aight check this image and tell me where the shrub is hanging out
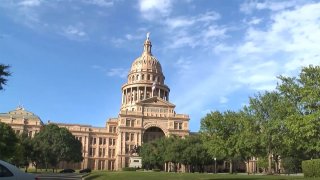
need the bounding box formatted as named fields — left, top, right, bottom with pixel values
left=302, top=159, right=320, bottom=177
left=282, top=157, right=301, bottom=174
left=122, top=167, right=138, bottom=171
left=152, top=168, right=161, bottom=172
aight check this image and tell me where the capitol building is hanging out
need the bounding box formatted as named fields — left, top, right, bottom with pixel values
left=0, top=34, right=190, bottom=171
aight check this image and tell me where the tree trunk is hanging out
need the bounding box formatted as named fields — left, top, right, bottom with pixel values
left=268, top=153, right=272, bottom=174
left=229, top=160, right=233, bottom=174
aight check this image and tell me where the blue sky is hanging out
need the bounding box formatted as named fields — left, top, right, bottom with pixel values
left=1, top=0, right=320, bottom=132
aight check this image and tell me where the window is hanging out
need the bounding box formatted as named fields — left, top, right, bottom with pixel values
left=174, top=122, right=183, bottom=130
left=0, top=164, right=13, bottom=177
left=99, top=137, right=102, bottom=145
left=99, top=148, right=102, bottom=157
left=126, top=133, right=129, bottom=141
left=126, top=120, right=130, bottom=126
left=130, top=133, right=134, bottom=142
left=109, top=126, right=116, bottom=133
left=109, top=138, right=115, bottom=146
left=108, top=149, right=115, bottom=158
left=126, top=119, right=135, bottom=127
left=103, top=138, right=106, bottom=145
left=89, top=148, right=96, bottom=157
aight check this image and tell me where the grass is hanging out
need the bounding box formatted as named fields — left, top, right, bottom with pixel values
left=84, top=171, right=312, bottom=180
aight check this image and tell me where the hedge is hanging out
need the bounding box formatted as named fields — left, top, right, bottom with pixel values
left=122, top=167, right=138, bottom=171
left=302, top=159, right=320, bottom=177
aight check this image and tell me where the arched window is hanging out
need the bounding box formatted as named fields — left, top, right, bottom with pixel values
left=142, top=74, right=145, bottom=80
left=147, top=74, right=150, bottom=81
left=136, top=75, right=139, bottom=80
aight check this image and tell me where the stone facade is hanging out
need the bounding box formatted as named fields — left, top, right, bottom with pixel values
left=0, top=35, right=190, bottom=171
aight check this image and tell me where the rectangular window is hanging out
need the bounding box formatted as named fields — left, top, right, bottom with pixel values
left=103, top=138, right=106, bottom=145
left=126, top=133, right=129, bottom=141
left=108, top=149, right=111, bottom=158
left=93, top=138, right=96, bottom=144
left=126, top=120, right=130, bottom=126
left=109, top=138, right=115, bottom=146
left=130, top=133, right=134, bottom=142
left=99, top=148, right=102, bottom=157
left=99, top=137, right=102, bottom=145
left=130, top=120, right=135, bottom=127
left=174, top=122, right=183, bottom=130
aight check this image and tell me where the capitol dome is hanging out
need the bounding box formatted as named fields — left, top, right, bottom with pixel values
left=129, top=34, right=162, bottom=74
left=121, top=33, right=170, bottom=110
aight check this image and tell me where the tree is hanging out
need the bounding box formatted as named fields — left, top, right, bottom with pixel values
left=33, top=124, right=83, bottom=172
left=10, top=132, right=34, bottom=172
left=277, top=65, right=320, bottom=159
left=247, top=91, right=293, bottom=174
left=0, top=122, right=18, bottom=160
left=200, top=110, right=246, bottom=173
left=0, top=64, right=10, bottom=90
left=181, top=135, right=211, bottom=173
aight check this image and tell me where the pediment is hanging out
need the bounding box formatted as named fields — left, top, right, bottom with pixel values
left=136, top=97, right=175, bottom=107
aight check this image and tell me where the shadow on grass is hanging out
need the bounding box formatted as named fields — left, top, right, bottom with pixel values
left=84, top=174, right=102, bottom=180
left=206, top=178, right=294, bottom=180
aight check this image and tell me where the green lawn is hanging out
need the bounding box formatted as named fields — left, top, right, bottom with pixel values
left=84, top=171, right=311, bottom=180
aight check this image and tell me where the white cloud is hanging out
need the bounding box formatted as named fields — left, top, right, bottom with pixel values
left=245, top=17, right=262, bottom=25
left=219, top=97, right=228, bottom=104
left=92, top=65, right=128, bottom=79
left=174, top=58, right=192, bottom=73
left=163, top=11, right=224, bottom=49
left=138, top=0, right=172, bottom=20
left=62, top=25, right=87, bottom=40
left=82, top=0, right=114, bottom=7
left=106, top=68, right=128, bottom=78
left=172, top=1, right=320, bottom=121
left=240, top=0, right=297, bottom=14
left=18, top=0, right=41, bottom=7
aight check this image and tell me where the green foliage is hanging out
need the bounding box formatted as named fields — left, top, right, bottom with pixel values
left=282, top=157, right=301, bottom=174
left=302, top=159, right=320, bottom=177
left=278, top=65, right=320, bottom=158
left=140, top=135, right=211, bottom=172
left=122, top=167, right=138, bottom=171
left=152, top=169, right=161, bottom=172
left=32, top=124, right=83, bottom=170
left=0, top=64, right=11, bottom=90
left=200, top=110, right=260, bottom=173
left=0, top=122, right=18, bottom=160
left=257, top=156, right=268, bottom=171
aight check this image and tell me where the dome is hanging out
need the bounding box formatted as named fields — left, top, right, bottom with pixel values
left=130, top=54, right=162, bottom=73
left=129, top=34, right=162, bottom=74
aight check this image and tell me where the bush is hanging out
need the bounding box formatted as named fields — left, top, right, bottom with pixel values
left=153, top=169, right=161, bottom=172
left=122, top=167, right=138, bottom=171
left=282, top=157, right=301, bottom=174
left=302, top=159, right=320, bottom=177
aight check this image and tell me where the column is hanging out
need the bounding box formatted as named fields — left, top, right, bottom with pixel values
left=130, top=87, right=133, bottom=103
left=158, top=88, right=160, bottom=97
left=144, top=86, right=146, bottom=100
left=125, top=89, right=128, bottom=104
left=122, top=91, right=124, bottom=104
left=138, top=87, right=141, bottom=100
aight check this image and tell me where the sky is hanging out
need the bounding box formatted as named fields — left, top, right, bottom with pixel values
left=1, top=0, right=320, bottom=132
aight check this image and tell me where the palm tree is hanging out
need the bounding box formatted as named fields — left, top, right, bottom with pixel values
left=0, top=64, right=11, bottom=90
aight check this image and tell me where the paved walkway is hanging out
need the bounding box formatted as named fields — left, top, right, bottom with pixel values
left=36, top=173, right=90, bottom=180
